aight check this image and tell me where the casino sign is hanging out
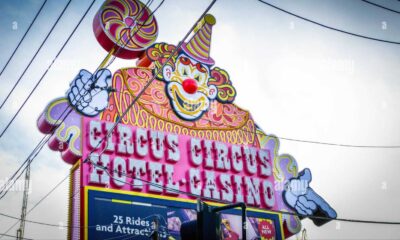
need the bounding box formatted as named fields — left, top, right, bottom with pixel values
left=37, top=0, right=337, bottom=239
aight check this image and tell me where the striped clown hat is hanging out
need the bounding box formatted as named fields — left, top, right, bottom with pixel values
left=181, top=14, right=216, bottom=66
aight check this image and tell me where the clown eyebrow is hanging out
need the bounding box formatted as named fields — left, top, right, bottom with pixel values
left=180, top=57, right=207, bottom=73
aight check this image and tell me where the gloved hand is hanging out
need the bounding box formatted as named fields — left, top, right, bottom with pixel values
left=67, top=69, right=113, bottom=117
left=284, top=168, right=337, bottom=225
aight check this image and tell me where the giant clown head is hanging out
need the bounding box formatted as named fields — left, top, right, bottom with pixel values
left=145, top=14, right=237, bottom=121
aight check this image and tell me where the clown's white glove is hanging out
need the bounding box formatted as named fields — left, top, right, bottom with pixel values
left=67, top=69, right=112, bottom=117
left=284, top=168, right=337, bottom=219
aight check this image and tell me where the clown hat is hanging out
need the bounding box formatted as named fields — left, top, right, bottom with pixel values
left=181, top=14, right=216, bottom=65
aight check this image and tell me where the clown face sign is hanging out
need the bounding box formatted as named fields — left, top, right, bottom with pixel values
left=148, top=15, right=236, bottom=121
left=37, top=5, right=337, bottom=239
left=162, top=53, right=218, bottom=120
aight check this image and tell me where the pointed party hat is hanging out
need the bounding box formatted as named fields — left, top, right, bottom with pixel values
left=181, top=14, right=216, bottom=65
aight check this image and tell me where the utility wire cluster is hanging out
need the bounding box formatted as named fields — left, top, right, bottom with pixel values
left=0, top=0, right=165, bottom=237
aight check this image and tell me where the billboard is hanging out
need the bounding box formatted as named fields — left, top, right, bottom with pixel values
left=37, top=1, right=337, bottom=239
left=85, top=186, right=284, bottom=240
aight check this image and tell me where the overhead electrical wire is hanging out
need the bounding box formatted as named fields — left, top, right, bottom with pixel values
left=361, top=0, right=400, bottom=14
left=84, top=0, right=219, bottom=159
left=0, top=173, right=149, bottom=237
left=2, top=158, right=400, bottom=234
left=0, top=0, right=99, bottom=200
left=0, top=0, right=158, bottom=199
left=0, top=0, right=160, bottom=139
left=0, top=135, right=49, bottom=197
left=256, top=0, right=400, bottom=45
left=0, top=0, right=160, bottom=202
left=0, top=130, right=57, bottom=200
left=111, top=89, right=400, bottom=149
left=0, top=0, right=216, bottom=236
left=3, top=0, right=400, bottom=237
left=0, top=0, right=93, bottom=138
left=0, top=0, right=48, bottom=77
left=169, top=108, right=400, bottom=148
left=73, top=0, right=400, bottom=227
left=0, top=233, right=32, bottom=240
left=61, top=0, right=400, bottom=228
left=0, top=0, right=72, bottom=109
left=0, top=0, right=166, bottom=237
left=95, top=162, right=400, bottom=225
left=168, top=113, right=400, bottom=149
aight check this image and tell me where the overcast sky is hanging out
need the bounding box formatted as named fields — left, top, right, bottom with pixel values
left=0, top=0, right=400, bottom=239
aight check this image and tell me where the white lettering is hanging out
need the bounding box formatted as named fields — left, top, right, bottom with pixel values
left=117, top=124, right=133, bottom=154
left=164, top=164, right=179, bottom=195
left=89, top=121, right=102, bottom=149
left=244, top=177, right=261, bottom=206
left=219, top=174, right=233, bottom=202
left=189, top=168, right=201, bottom=196
left=203, top=170, right=220, bottom=200
left=89, top=154, right=110, bottom=186
left=190, top=138, right=202, bottom=166
left=128, top=159, right=146, bottom=190
left=148, top=162, right=163, bottom=193
left=149, top=131, right=164, bottom=160
left=166, top=134, right=180, bottom=162
left=112, top=157, right=126, bottom=187
left=135, top=128, right=148, bottom=158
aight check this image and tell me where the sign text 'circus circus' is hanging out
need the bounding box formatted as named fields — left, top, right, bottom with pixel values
left=83, top=119, right=276, bottom=209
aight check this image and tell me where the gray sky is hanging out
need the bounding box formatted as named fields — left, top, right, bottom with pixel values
left=0, top=0, right=400, bottom=239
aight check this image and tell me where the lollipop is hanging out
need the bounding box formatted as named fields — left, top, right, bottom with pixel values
left=93, top=0, right=158, bottom=59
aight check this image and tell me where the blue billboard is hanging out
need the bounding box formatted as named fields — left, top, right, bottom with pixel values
left=85, top=186, right=285, bottom=240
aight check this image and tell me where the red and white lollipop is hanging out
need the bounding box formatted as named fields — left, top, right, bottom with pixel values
left=93, top=0, right=158, bottom=59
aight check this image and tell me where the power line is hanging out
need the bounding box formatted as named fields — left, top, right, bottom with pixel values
left=0, top=174, right=83, bottom=239
left=0, top=0, right=72, bottom=109
left=0, top=212, right=63, bottom=228
left=0, top=0, right=160, bottom=201
left=0, top=1, right=216, bottom=236
left=361, top=0, right=400, bottom=14
left=93, top=161, right=400, bottom=225
left=256, top=0, right=400, bottom=44
left=2, top=0, right=400, bottom=238
left=0, top=0, right=95, bottom=138
left=0, top=233, right=32, bottom=240
left=0, top=173, right=149, bottom=234
left=0, top=0, right=161, bottom=139
left=0, top=135, right=49, bottom=198
left=0, top=106, right=74, bottom=201
left=85, top=0, right=218, bottom=160
left=111, top=89, right=400, bottom=149
left=0, top=0, right=165, bottom=237
left=1, top=158, right=399, bottom=238
left=71, top=0, right=400, bottom=227
left=0, top=0, right=48, bottom=77
left=163, top=106, right=400, bottom=148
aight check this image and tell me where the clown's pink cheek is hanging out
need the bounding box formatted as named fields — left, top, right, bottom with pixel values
left=182, top=79, right=198, bottom=94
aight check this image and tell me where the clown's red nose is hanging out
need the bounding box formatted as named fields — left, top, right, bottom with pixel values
left=182, top=79, right=198, bottom=94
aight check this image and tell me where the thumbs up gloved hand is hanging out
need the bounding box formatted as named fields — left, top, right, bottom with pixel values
left=283, top=168, right=337, bottom=226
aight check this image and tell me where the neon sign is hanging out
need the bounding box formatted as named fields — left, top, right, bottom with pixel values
left=36, top=1, right=336, bottom=238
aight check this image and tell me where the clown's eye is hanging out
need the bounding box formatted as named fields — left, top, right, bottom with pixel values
left=182, top=69, right=188, bottom=76
left=194, top=75, right=200, bottom=81
left=196, top=63, right=207, bottom=73
left=180, top=57, right=191, bottom=65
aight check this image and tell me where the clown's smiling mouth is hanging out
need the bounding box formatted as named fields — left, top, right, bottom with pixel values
left=175, top=91, right=202, bottom=112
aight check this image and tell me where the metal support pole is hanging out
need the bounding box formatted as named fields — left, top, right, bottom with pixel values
left=212, top=202, right=247, bottom=240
